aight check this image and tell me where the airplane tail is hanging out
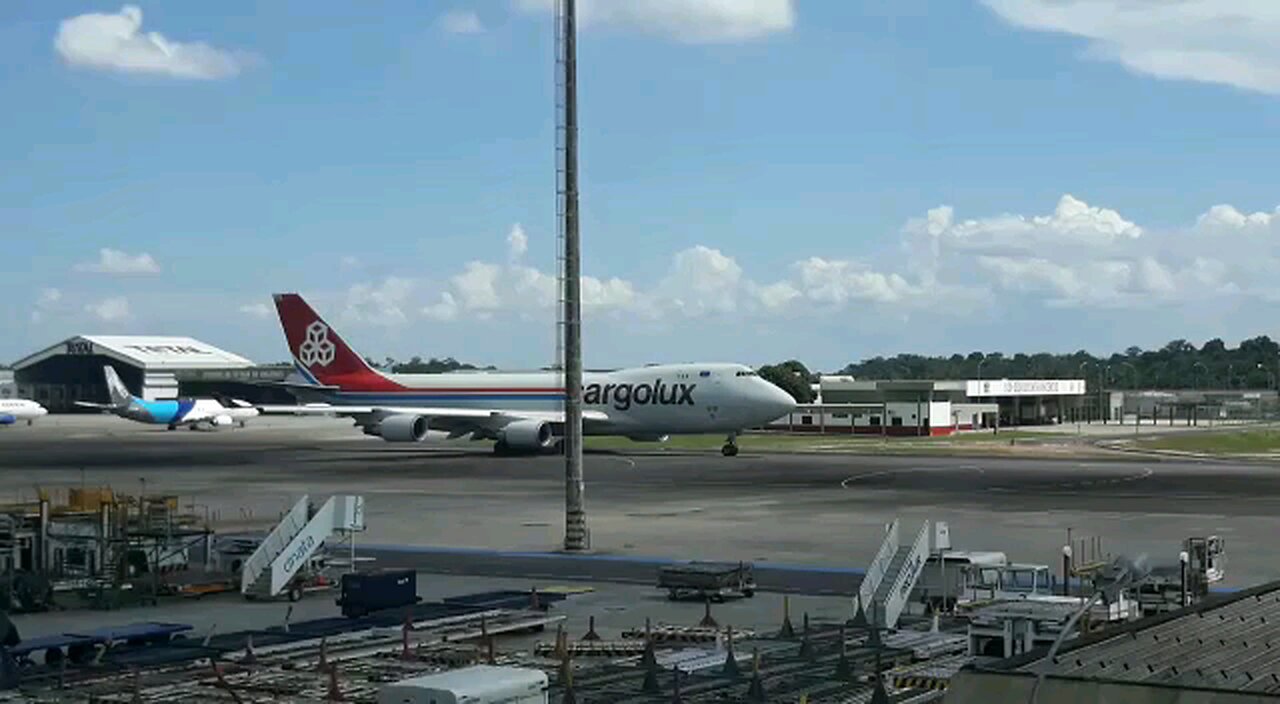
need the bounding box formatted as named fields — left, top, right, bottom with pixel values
left=272, top=293, right=398, bottom=390
left=103, top=366, right=132, bottom=408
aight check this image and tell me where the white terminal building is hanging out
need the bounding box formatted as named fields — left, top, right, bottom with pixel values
left=9, top=335, right=293, bottom=411
left=767, top=377, right=1090, bottom=436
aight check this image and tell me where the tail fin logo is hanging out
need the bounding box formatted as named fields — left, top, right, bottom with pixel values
left=299, top=321, right=336, bottom=367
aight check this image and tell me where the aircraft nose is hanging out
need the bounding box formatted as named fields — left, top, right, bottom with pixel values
left=763, top=381, right=796, bottom=419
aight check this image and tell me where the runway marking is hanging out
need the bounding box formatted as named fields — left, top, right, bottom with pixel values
left=986, top=467, right=1155, bottom=493
left=602, top=456, right=637, bottom=470
left=840, top=465, right=984, bottom=489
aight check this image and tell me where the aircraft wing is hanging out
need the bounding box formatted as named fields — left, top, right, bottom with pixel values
left=256, top=404, right=610, bottom=434
left=74, top=401, right=116, bottom=410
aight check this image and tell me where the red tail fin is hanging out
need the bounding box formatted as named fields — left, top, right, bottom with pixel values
left=272, top=293, right=401, bottom=391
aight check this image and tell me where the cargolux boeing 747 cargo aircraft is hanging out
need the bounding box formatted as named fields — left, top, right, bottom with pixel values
left=265, top=293, right=796, bottom=456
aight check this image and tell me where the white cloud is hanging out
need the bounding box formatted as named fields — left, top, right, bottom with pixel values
left=660, top=246, right=743, bottom=315
left=238, top=302, right=272, bottom=319
left=422, top=292, right=459, bottom=322
left=981, top=1, right=1280, bottom=95
left=977, top=255, right=1132, bottom=307
left=507, top=223, right=529, bottom=261
left=793, top=257, right=920, bottom=306
left=439, top=10, right=484, bottom=34
left=1196, top=204, right=1280, bottom=231
left=452, top=262, right=505, bottom=311
left=582, top=276, right=637, bottom=311
left=342, top=277, right=415, bottom=327
left=365, top=227, right=932, bottom=326
left=85, top=297, right=130, bottom=322
left=30, top=288, right=63, bottom=323
left=514, top=0, right=795, bottom=43
left=938, top=195, right=1280, bottom=308
left=298, top=197, right=1280, bottom=334
left=753, top=281, right=800, bottom=311
left=74, top=248, right=161, bottom=275
left=908, top=194, right=1141, bottom=260
left=55, top=5, right=254, bottom=80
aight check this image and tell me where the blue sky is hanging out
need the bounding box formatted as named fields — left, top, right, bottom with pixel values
left=4, top=1, right=1280, bottom=370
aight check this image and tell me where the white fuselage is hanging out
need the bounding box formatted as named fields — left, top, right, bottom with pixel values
left=0, top=399, right=48, bottom=425
left=314, top=362, right=795, bottom=436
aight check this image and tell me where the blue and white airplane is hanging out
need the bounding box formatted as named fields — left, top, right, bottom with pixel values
left=0, top=399, right=48, bottom=426
left=77, top=366, right=260, bottom=430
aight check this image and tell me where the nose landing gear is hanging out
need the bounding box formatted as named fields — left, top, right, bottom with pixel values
left=721, top=433, right=739, bottom=457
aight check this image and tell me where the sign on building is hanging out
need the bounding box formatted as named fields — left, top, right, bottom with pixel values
left=966, top=379, right=1087, bottom=397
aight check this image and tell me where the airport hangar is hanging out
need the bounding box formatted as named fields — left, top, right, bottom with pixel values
left=8, top=335, right=295, bottom=412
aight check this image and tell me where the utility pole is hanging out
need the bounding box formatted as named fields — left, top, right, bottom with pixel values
left=556, top=0, right=588, bottom=551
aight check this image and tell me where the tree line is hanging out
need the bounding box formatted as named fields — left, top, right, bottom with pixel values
left=758, top=336, right=1280, bottom=403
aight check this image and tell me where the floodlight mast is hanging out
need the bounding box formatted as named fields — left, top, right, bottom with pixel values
left=555, top=0, right=588, bottom=552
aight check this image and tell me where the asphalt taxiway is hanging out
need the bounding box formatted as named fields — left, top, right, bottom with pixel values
left=2, top=416, right=1277, bottom=587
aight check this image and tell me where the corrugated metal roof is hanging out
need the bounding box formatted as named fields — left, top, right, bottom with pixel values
left=1009, top=580, right=1280, bottom=694
left=12, top=335, right=254, bottom=371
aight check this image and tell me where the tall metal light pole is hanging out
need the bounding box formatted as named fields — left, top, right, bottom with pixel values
left=556, top=0, right=588, bottom=551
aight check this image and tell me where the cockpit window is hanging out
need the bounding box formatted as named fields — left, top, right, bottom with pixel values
left=735, top=370, right=758, bottom=377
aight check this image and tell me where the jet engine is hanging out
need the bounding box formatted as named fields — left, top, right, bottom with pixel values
left=497, top=419, right=553, bottom=451
left=210, top=415, right=234, bottom=427
left=376, top=415, right=430, bottom=442
left=0, top=415, right=14, bottom=426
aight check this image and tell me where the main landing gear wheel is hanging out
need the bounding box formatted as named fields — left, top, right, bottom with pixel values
left=721, top=435, right=739, bottom=457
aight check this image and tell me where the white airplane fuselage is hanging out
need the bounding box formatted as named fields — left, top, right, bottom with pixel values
left=0, top=399, right=48, bottom=426
left=300, top=362, right=795, bottom=438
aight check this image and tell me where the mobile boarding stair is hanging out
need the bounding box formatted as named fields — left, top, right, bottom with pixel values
left=854, top=519, right=931, bottom=632
left=239, top=495, right=365, bottom=601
